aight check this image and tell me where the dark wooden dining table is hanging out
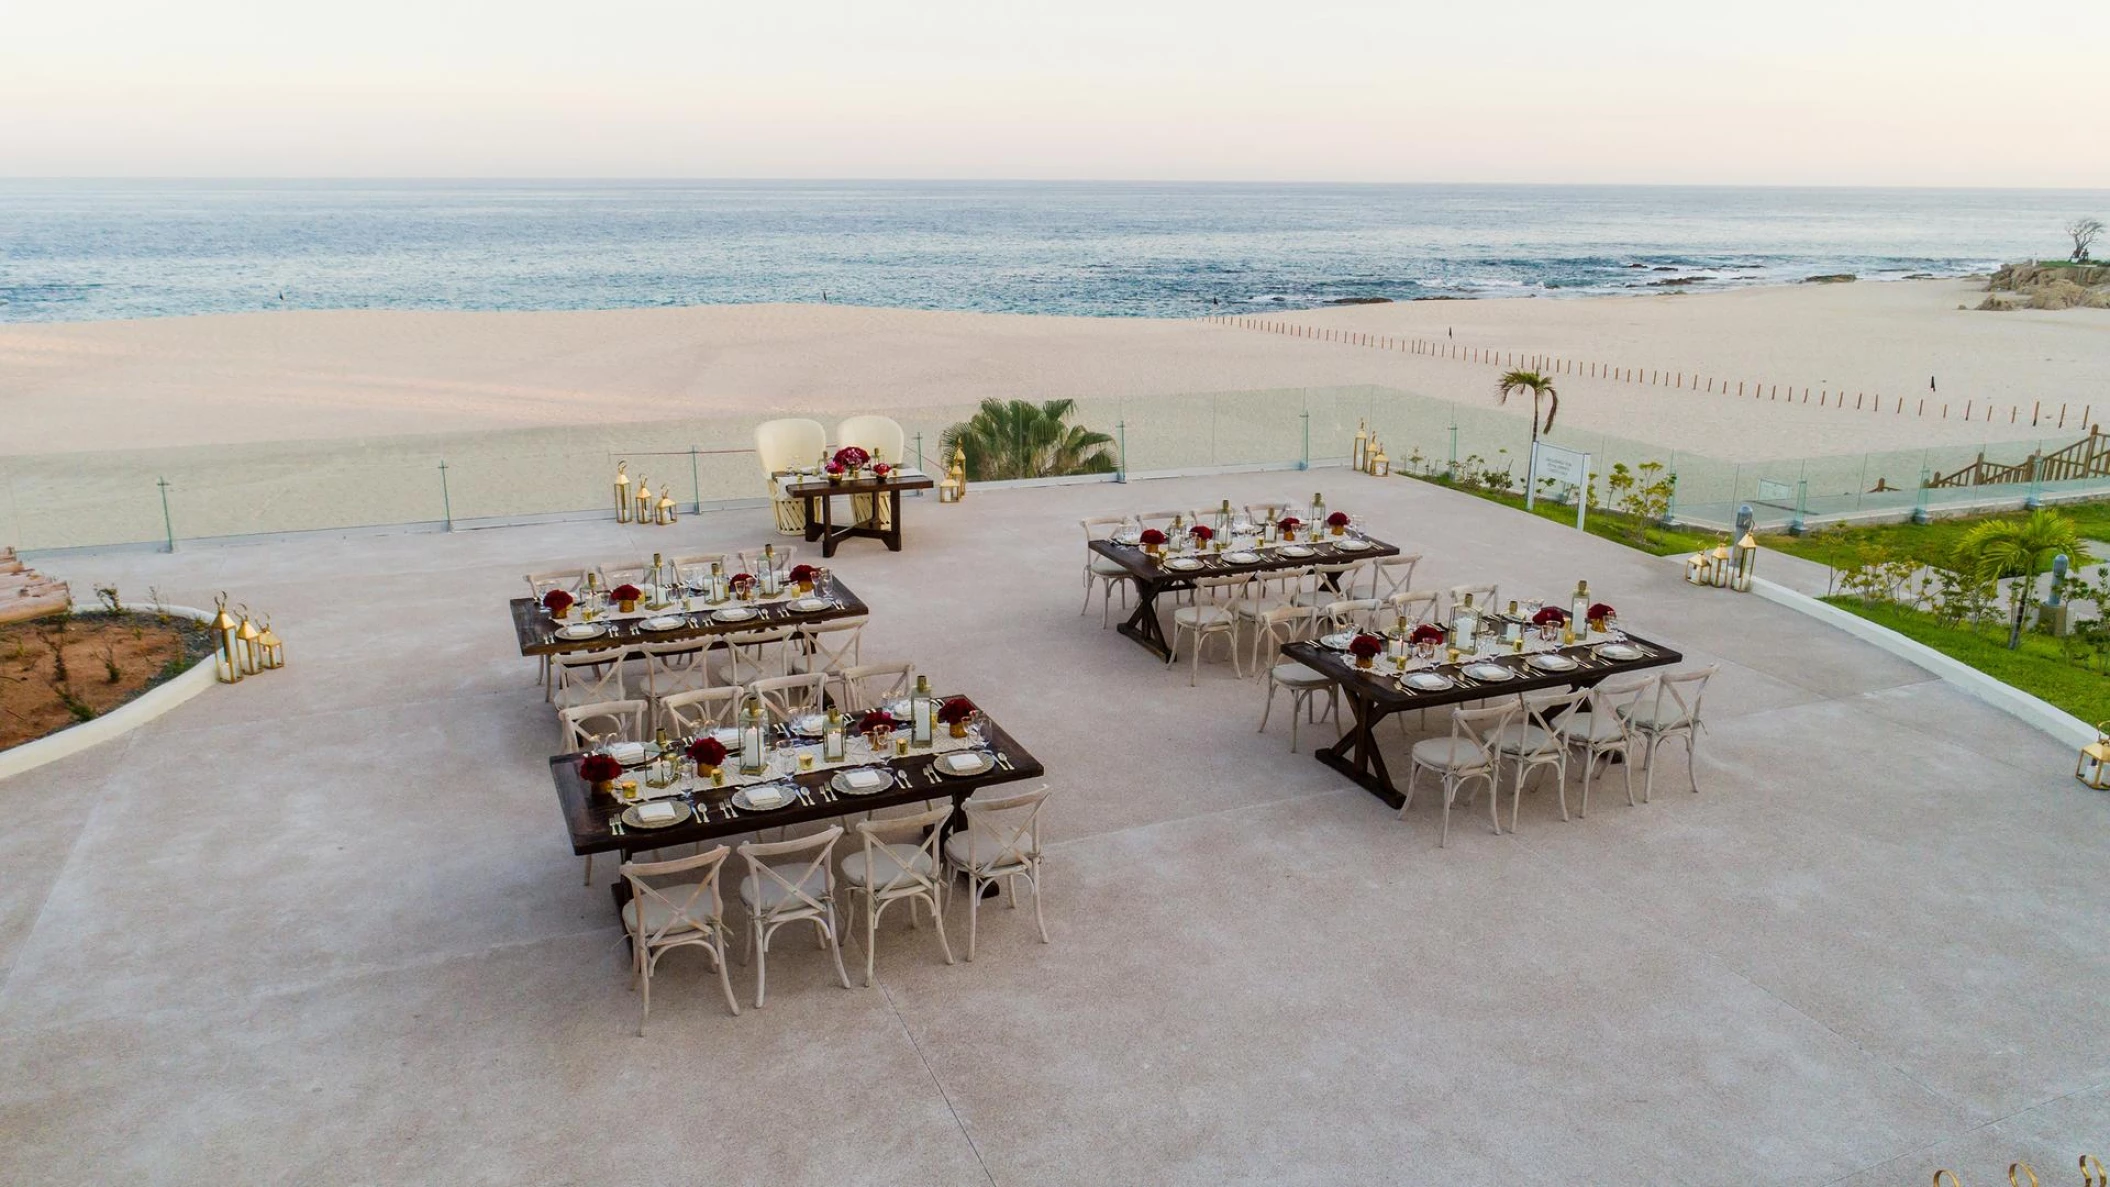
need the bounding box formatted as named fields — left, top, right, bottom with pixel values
left=778, top=470, right=937, bottom=557
left=510, top=580, right=870, bottom=659
left=551, top=700, right=1046, bottom=863
left=1088, top=534, right=1404, bottom=661
left=1287, top=630, right=1683, bottom=807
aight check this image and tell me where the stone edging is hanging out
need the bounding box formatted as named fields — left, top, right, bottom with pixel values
left=0, top=605, right=219, bottom=782
left=1674, top=559, right=2096, bottom=748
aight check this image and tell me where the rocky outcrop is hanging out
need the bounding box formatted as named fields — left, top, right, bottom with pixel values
left=1802, top=273, right=1857, bottom=284
left=1982, top=261, right=2110, bottom=310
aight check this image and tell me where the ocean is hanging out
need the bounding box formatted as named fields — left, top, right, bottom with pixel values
left=0, top=180, right=2100, bottom=323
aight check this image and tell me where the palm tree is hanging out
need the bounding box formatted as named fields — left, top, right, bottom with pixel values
left=1953, top=509, right=2083, bottom=649
left=939, top=398, right=1118, bottom=481
left=1495, top=370, right=1559, bottom=445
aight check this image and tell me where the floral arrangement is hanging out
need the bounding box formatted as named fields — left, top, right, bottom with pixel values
left=1410, top=623, right=1447, bottom=644
left=1277, top=517, right=1302, bottom=532
left=937, top=696, right=977, bottom=725
left=1348, top=633, right=1384, bottom=660
left=1190, top=524, right=1214, bottom=542
left=1531, top=606, right=1570, bottom=626
left=729, top=572, right=756, bottom=591
left=856, top=709, right=899, bottom=734
left=1139, top=528, right=1167, bottom=547
left=610, top=583, right=644, bottom=604
left=684, top=736, right=728, bottom=769
left=789, top=563, right=817, bottom=583
left=824, top=461, right=845, bottom=477
left=1326, top=511, right=1351, bottom=529
left=1587, top=602, right=1616, bottom=622
left=541, top=589, right=574, bottom=612
left=832, top=445, right=871, bottom=470
left=872, top=462, right=893, bottom=478
left=578, top=753, right=625, bottom=785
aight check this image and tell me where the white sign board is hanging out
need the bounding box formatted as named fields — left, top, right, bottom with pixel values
left=1525, top=441, right=1591, bottom=531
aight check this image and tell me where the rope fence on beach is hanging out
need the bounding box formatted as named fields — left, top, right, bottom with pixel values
left=1202, top=314, right=2093, bottom=433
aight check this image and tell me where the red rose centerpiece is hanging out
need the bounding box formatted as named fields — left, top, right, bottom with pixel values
left=1531, top=605, right=1569, bottom=640
left=1326, top=511, right=1351, bottom=537
left=832, top=445, right=871, bottom=477
left=824, top=460, right=846, bottom=483
left=1277, top=516, right=1302, bottom=541
left=542, top=588, right=574, bottom=619
left=856, top=709, right=899, bottom=734
left=788, top=563, right=818, bottom=593
left=1139, top=527, right=1167, bottom=556
left=1348, top=633, right=1384, bottom=669
left=579, top=752, right=625, bottom=795
left=1586, top=602, right=1617, bottom=630
left=610, top=583, right=644, bottom=613
left=937, top=696, right=977, bottom=738
left=686, top=734, right=728, bottom=769
left=1409, top=623, right=1446, bottom=653
left=872, top=461, right=893, bottom=478
left=1190, top=524, right=1215, bottom=549
left=729, top=572, right=757, bottom=600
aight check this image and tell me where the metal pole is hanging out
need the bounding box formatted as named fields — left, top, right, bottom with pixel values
left=690, top=446, right=702, bottom=514
left=157, top=477, right=176, bottom=553
left=1447, top=420, right=1458, bottom=480
left=1576, top=455, right=1589, bottom=532
left=1297, top=410, right=1310, bottom=471
left=913, top=433, right=926, bottom=495
left=1115, top=419, right=1128, bottom=484
left=439, top=460, right=454, bottom=532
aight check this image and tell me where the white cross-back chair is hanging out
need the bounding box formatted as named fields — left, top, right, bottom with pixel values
left=526, top=568, right=590, bottom=600
left=1621, top=665, right=1716, bottom=801
left=622, top=845, right=740, bottom=1033
left=1320, top=598, right=1381, bottom=633
left=797, top=616, right=867, bottom=674
left=713, top=627, right=793, bottom=685
left=1368, top=553, right=1424, bottom=599
left=1446, top=583, right=1500, bottom=620
left=1254, top=607, right=1336, bottom=751
left=553, top=647, right=632, bottom=709
left=736, top=546, right=799, bottom=575
left=667, top=553, right=727, bottom=586
left=836, top=662, right=915, bottom=711
left=657, top=685, right=743, bottom=737
left=1080, top=516, right=1132, bottom=624
left=1556, top=673, right=1655, bottom=815
left=1387, top=589, right=1443, bottom=627
left=1168, top=574, right=1250, bottom=684
left=757, top=418, right=827, bottom=534
left=639, top=641, right=711, bottom=704
left=598, top=561, right=648, bottom=590
left=559, top=698, right=649, bottom=752
left=1291, top=560, right=1367, bottom=607
left=1404, top=702, right=1517, bottom=847
left=748, top=671, right=827, bottom=720
left=1493, top=687, right=1590, bottom=831
left=842, top=803, right=956, bottom=986
left=736, top=827, right=852, bottom=1006
left=943, top=785, right=1054, bottom=961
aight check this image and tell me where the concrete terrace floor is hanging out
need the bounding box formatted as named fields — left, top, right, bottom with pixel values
left=3, top=471, right=2106, bottom=1186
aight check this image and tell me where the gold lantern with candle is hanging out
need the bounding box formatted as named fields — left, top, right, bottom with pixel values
left=1731, top=532, right=1758, bottom=592
left=938, top=474, right=961, bottom=503
left=209, top=593, right=243, bottom=683
left=1370, top=440, right=1390, bottom=477
left=613, top=461, right=632, bottom=524
left=235, top=605, right=263, bottom=676
left=949, top=445, right=968, bottom=502
left=1710, top=544, right=1732, bottom=588
left=2078, top=723, right=2110, bottom=790
left=1352, top=419, right=1369, bottom=472
left=656, top=490, right=677, bottom=526
left=634, top=477, right=653, bottom=526
left=256, top=615, right=285, bottom=670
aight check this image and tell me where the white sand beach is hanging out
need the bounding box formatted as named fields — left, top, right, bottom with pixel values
left=3, top=279, right=2105, bottom=462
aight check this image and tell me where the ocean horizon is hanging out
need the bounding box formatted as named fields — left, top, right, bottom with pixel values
left=2, top=179, right=2104, bottom=324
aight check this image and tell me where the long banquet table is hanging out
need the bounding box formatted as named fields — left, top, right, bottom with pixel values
left=551, top=700, right=1046, bottom=863
left=1287, top=630, right=1683, bottom=807
left=510, top=580, right=871, bottom=659
left=1088, top=533, right=1404, bottom=661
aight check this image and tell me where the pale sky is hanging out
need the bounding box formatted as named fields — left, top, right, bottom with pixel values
left=5, top=0, right=2105, bottom=185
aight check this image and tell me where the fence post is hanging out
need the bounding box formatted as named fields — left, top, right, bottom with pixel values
left=912, top=433, right=926, bottom=495
left=438, top=460, right=453, bottom=532
left=157, top=476, right=176, bottom=553
left=1296, top=410, right=1309, bottom=472
left=1446, top=419, right=1459, bottom=480
left=1117, top=419, right=1129, bottom=483
left=1912, top=463, right=1931, bottom=524
left=690, top=446, right=702, bottom=513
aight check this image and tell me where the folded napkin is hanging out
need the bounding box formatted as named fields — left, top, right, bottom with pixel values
left=942, top=753, right=981, bottom=773
left=607, top=742, right=646, bottom=765
left=747, top=786, right=786, bottom=809
left=637, top=801, right=677, bottom=824
left=844, top=769, right=885, bottom=789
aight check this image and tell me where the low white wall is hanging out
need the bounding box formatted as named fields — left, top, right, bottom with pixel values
left=0, top=605, right=220, bottom=782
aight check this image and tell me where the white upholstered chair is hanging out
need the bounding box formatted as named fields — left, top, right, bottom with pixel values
left=1253, top=606, right=1335, bottom=751
left=757, top=418, right=828, bottom=535
left=1168, top=574, right=1250, bottom=684
left=842, top=803, right=956, bottom=986
left=1404, top=702, right=1516, bottom=847
left=737, top=828, right=852, bottom=1007
left=837, top=415, right=908, bottom=529
left=622, top=845, right=740, bottom=1033
left=943, top=785, right=1053, bottom=961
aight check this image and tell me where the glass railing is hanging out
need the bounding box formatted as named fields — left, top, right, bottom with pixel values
left=5, top=386, right=2104, bottom=552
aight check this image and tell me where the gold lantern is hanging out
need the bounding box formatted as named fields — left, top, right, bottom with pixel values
left=613, top=461, right=632, bottom=524
left=938, top=474, right=961, bottom=503
left=2078, top=722, right=2110, bottom=790
left=949, top=445, right=968, bottom=502
left=209, top=593, right=243, bottom=684
left=656, top=490, right=676, bottom=526
left=634, top=477, right=653, bottom=525
left=1732, top=531, right=1758, bottom=592
left=256, top=615, right=285, bottom=670
left=235, top=605, right=263, bottom=676
left=1370, top=441, right=1390, bottom=478
left=1710, top=544, right=1732, bottom=588
left=1685, top=552, right=1705, bottom=585
left=1352, top=419, right=1369, bottom=472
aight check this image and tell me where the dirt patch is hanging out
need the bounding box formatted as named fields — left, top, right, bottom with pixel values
left=0, top=611, right=215, bottom=750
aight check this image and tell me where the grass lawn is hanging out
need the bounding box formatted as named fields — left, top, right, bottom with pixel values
left=1824, top=598, right=2110, bottom=723
left=1401, top=473, right=1718, bottom=557
left=1761, top=502, right=2110, bottom=571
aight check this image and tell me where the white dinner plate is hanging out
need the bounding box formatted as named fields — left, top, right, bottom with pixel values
left=1528, top=653, right=1578, bottom=672
left=791, top=597, right=830, bottom=613
left=733, top=783, right=797, bottom=812
left=1333, top=538, right=1371, bottom=551
left=1404, top=672, right=1454, bottom=692
left=1597, top=642, right=1644, bottom=661
left=641, top=615, right=687, bottom=632
left=1222, top=551, right=1261, bottom=565
left=831, top=768, right=895, bottom=796
left=933, top=750, right=995, bottom=778
left=556, top=622, right=608, bottom=640
left=882, top=698, right=913, bottom=721
left=1464, top=663, right=1516, bottom=682
left=1277, top=544, right=1317, bottom=558
left=622, top=801, right=693, bottom=830
left=1165, top=556, right=1204, bottom=571
left=789, top=713, right=827, bottom=738
left=1112, top=531, right=1142, bottom=546
left=1318, top=631, right=1356, bottom=651
left=713, top=606, right=757, bottom=623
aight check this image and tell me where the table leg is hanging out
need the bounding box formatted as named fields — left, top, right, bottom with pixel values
left=1114, top=582, right=1173, bottom=660
left=885, top=490, right=904, bottom=552
left=820, top=491, right=838, bottom=558
left=803, top=495, right=823, bottom=543
left=1314, top=687, right=1403, bottom=806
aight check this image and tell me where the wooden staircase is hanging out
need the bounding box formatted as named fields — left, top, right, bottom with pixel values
left=1927, top=428, right=2110, bottom=489
left=0, top=549, right=70, bottom=625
